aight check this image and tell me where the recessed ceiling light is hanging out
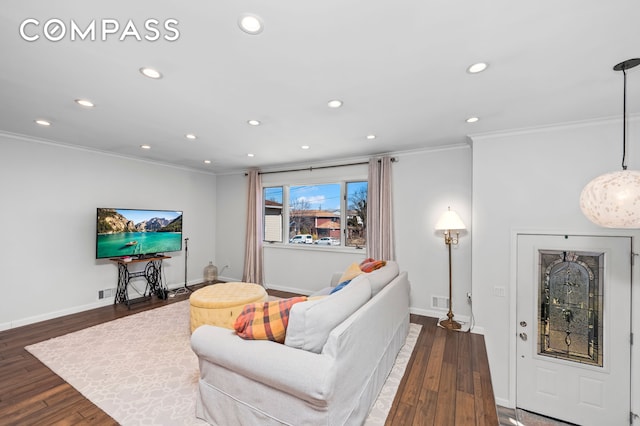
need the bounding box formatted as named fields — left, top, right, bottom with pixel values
left=185, top=133, right=197, bottom=140
left=140, top=67, right=162, bottom=79
left=467, top=62, right=488, bottom=74
left=301, top=145, right=310, bottom=150
left=35, top=119, right=51, bottom=126
left=366, top=134, right=376, bottom=140
left=466, top=117, right=479, bottom=123
left=247, top=153, right=255, bottom=157
left=140, top=145, right=151, bottom=150
left=247, top=120, right=261, bottom=126
left=239, top=14, right=264, bottom=35
left=204, top=160, right=211, bottom=164
left=327, top=100, right=343, bottom=108
left=75, top=99, right=94, bottom=107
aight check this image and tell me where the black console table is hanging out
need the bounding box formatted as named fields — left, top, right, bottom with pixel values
left=111, top=256, right=170, bottom=307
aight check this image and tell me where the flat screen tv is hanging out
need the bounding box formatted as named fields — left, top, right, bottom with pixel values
left=96, top=208, right=183, bottom=259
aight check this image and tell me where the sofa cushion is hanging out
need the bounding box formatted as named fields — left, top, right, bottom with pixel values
left=366, top=260, right=399, bottom=296
left=285, top=277, right=372, bottom=353
left=234, top=296, right=307, bottom=343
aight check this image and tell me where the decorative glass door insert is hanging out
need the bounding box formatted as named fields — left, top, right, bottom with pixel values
left=538, top=250, right=603, bottom=367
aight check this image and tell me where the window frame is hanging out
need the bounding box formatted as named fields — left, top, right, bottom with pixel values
left=262, top=178, right=367, bottom=250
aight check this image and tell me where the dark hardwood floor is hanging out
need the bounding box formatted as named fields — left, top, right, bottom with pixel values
left=387, top=314, right=498, bottom=425
left=0, top=285, right=498, bottom=425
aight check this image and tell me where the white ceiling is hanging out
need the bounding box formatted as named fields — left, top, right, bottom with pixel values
left=1, top=1, right=639, bottom=173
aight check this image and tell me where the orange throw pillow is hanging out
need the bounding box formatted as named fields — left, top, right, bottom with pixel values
left=234, top=297, right=307, bottom=343
left=359, top=258, right=375, bottom=267
left=360, top=259, right=386, bottom=273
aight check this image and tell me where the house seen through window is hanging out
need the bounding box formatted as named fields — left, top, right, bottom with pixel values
left=263, top=181, right=367, bottom=248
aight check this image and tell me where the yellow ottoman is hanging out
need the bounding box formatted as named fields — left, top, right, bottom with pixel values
left=189, top=282, right=268, bottom=332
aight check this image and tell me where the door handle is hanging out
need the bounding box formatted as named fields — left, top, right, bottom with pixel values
left=519, top=332, right=528, bottom=341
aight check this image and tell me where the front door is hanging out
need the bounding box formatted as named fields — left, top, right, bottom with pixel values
left=516, top=234, right=631, bottom=425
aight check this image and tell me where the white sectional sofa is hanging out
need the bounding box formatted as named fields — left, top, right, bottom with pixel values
left=190, top=261, right=410, bottom=425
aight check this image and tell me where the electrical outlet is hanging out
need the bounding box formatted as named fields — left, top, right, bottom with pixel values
left=98, top=290, right=104, bottom=299
left=493, top=286, right=506, bottom=297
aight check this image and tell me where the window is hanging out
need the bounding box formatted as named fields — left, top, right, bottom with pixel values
left=346, top=181, right=367, bottom=248
left=264, top=187, right=283, bottom=242
left=290, top=183, right=340, bottom=244
left=263, top=180, right=368, bottom=248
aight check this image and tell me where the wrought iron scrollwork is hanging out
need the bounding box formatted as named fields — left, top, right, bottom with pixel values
left=113, top=257, right=169, bottom=307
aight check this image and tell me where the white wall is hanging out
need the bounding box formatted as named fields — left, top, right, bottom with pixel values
left=394, top=146, right=472, bottom=320
left=0, top=133, right=217, bottom=330
left=214, top=146, right=473, bottom=320
left=471, top=118, right=640, bottom=409
left=215, top=172, right=247, bottom=281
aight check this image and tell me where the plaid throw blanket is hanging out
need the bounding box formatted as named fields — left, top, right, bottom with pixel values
left=234, top=296, right=308, bottom=343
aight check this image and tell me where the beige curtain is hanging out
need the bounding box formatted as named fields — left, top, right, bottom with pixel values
left=242, top=169, right=264, bottom=285
left=366, top=156, right=395, bottom=260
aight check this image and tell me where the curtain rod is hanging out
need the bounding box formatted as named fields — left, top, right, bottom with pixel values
left=245, top=157, right=397, bottom=176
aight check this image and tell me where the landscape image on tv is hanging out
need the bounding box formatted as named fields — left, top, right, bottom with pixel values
left=96, top=208, right=183, bottom=259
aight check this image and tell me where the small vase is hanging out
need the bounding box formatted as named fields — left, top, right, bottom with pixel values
left=204, top=261, right=218, bottom=283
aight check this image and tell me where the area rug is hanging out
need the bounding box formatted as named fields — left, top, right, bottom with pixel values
left=25, top=300, right=421, bottom=425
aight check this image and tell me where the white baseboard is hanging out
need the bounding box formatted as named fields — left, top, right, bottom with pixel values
left=261, top=287, right=487, bottom=335
left=494, top=396, right=512, bottom=408
left=410, top=306, right=470, bottom=324
left=2, top=299, right=113, bottom=331
left=0, top=279, right=201, bottom=331
left=167, top=279, right=201, bottom=290
left=263, top=283, right=314, bottom=296
left=216, top=275, right=243, bottom=284
left=202, top=282, right=490, bottom=336
left=409, top=307, right=485, bottom=334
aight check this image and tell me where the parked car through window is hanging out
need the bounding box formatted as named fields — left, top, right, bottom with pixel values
left=289, top=234, right=313, bottom=244
left=315, top=237, right=339, bottom=245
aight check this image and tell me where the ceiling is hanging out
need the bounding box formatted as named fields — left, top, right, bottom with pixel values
left=1, top=1, right=639, bottom=174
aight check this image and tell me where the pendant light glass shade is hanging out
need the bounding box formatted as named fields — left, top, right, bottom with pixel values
left=580, top=170, right=640, bottom=228
left=580, top=58, right=640, bottom=228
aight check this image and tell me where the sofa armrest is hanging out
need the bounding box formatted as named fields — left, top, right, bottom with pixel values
left=309, top=271, right=343, bottom=296
left=191, top=325, right=335, bottom=404
left=330, top=271, right=343, bottom=287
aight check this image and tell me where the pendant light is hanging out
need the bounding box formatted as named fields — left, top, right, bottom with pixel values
left=580, top=58, right=640, bottom=228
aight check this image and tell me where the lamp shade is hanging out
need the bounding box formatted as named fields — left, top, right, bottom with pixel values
left=435, top=208, right=466, bottom=230
left=580, top=169, right=640, bottom=228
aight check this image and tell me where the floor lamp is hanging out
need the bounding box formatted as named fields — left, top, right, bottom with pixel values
left=173, top=237, right=193, bottom=295
left=435, top=207, right=466, bottom=330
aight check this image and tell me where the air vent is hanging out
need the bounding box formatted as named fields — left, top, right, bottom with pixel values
left=98, top=288, right=116, bottom=299
left=432, top=296, right=449, bottom=309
